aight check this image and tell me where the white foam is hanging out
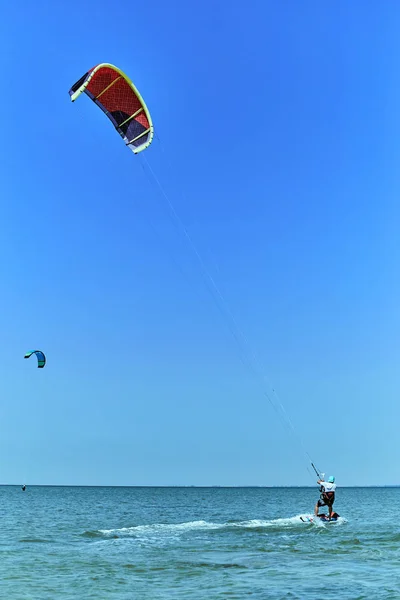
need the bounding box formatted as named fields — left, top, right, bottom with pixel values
left=99, top=520, right=219, bottom=536
left=234, top=516, right=306, bottom=528
left=99, top=515, right=324, bottom=537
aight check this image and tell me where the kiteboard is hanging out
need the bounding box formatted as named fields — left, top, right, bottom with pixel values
left=300, top=515, right=339, bottom=523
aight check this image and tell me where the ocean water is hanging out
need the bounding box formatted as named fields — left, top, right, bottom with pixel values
left=0, top=486, right=399, bottom=599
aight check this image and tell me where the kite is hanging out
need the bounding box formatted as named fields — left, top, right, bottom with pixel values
left=69, top=63, right=154, bottom=154
left=24, top=350, right=46, bottom=368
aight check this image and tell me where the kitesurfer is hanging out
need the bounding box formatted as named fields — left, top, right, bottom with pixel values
left=21, top=485, right=26, bottom=491
left=314, top=476, right=336, bottom=519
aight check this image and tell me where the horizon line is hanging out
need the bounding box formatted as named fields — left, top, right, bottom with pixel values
left=2, top=484, right=400, bottom=488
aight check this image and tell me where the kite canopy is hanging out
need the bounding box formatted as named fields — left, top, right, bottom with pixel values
left=24, top=350, right=46, bottom=368
left=69, top=63, right=154, bottom=154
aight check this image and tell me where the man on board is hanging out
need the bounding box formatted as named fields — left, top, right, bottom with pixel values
left=314, top=476, right=336, bottom=520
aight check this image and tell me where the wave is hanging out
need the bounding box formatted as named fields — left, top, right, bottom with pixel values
left=19, top=538, right=52, bottom=543
left=82, top=514, right=346, bottom=539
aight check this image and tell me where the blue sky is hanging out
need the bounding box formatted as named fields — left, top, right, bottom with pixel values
left=1, top=0, right=400, bottom=486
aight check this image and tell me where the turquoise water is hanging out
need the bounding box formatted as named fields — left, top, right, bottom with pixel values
left=1, top=486, right=399, bottom=599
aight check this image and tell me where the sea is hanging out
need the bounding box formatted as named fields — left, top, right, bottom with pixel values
left=0, top=485, right=399, bottom=599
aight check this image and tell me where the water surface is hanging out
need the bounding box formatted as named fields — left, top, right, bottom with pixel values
left=0, top=486, right=398, bottom=599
